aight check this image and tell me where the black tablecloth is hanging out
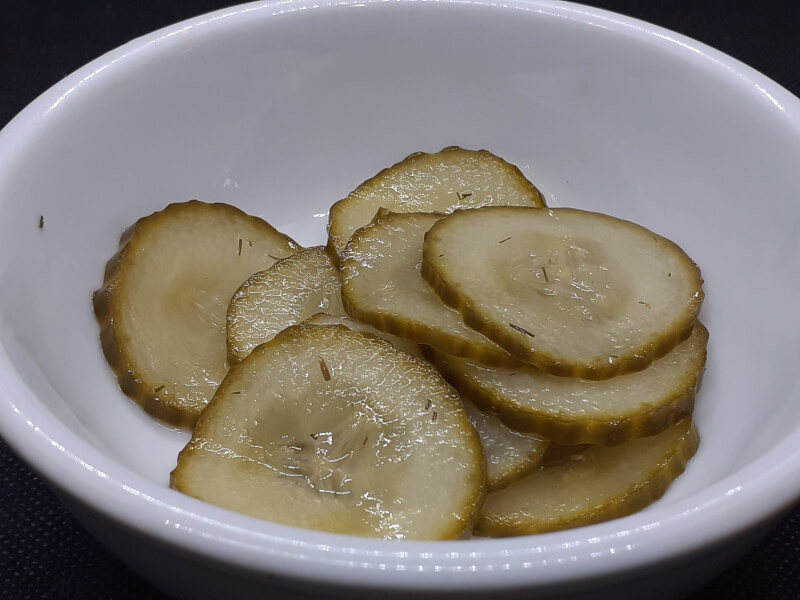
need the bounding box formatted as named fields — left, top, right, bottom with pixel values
left=1, top=1, right=799, bottom=598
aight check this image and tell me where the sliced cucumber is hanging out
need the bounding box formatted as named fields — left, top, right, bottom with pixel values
left=340, top=211, right=519, bottom=367
left=303, top=312, right=424, bottom=360
left=461, top=398, right=548, bottom=490
left=424, top=322, right=707, bottom=446
left=327, top=147, right=545, bottom=266
left=475, top=417, right=699, bottom=536
left=227, top=246, right=345, bottom=363
left=422, top=206, right=704, bottom=379
left=306, top=318, right=545, bottom=489
left=171, top=323, right=486, bottom=540
left=93, top=200, right=300, bottom=427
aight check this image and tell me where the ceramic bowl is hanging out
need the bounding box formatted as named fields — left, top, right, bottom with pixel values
left=1, top=1, right=799, bottom=598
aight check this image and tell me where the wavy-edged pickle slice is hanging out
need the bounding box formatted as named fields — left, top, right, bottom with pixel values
left=303, top=313, right=423, bottom=359
left=424, top=323, right=707, bottom=446
left=461, top=398, right=548, bottom=490
left=171, top=323, right=486, bottom=540
left=327, top=147, right=546, bottom=266
left=305, top=317, right=544, bottom=488
left=93, top=200, right=300, bottom=427
left=227, top=246, right=345, bottom=363
left=341, top=211, right=519, bottom=367
left=474, top=417, right=699, bottom=536
left=422, top=206, right=704, bottom=379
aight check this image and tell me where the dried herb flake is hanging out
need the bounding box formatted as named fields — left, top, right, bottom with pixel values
left=509, top=323, right=536, bottom=338
left=319, top=358, right=332, bottom=381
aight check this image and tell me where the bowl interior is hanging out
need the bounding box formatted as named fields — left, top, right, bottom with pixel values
left=1, top=0, right=800, bottom=552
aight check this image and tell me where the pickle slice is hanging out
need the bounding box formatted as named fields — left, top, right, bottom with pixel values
left=93, top=200, right=300, bottom=427
left=422, top=206, right=704, bottom=379
left=306, top=318, right=543, bottom=488
left=171, top=323, right=486, bottom=540
left=340, top=212, right=519, bottom=367
left=303, top=313, right=423, bottom=359
left=474, top=417, right=699, bottom=536
left=227, top=246, right=345, bottom=363
left=425, top=322, right=707, bottom=446
left=327, top=147, right=545, bottom=266
left=461, top=398, right=548, bottom=490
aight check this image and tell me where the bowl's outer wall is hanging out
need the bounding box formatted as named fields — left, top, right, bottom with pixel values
left=64, top=488, right=788, bottom=600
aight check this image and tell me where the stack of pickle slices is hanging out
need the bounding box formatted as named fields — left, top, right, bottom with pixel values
left=94, top=147, right=705, bottom=540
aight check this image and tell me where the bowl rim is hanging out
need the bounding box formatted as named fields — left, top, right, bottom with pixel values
left=2, top=0, right=800, bottom=593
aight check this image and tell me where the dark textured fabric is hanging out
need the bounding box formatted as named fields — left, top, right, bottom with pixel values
left=1, top=2, right=799, bottom=599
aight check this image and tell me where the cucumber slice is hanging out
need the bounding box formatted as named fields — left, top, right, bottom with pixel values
left=303, top=313, right=424, bottom=360
left=461, top=398, right=548, bottom=491
left=93, top=200, right=300, bottom=427
left=171, top=323, right=486, bottom=540
left=424, top=322, right=707, bottom=446
left=474, top=417, right=699, bottom=536
left=226, top=246, right=345, bottom=363
left=340, top=211, right=519, bottom=367
left=422, top=206, right=704, bottom=379
left=327, top=147, right=545, bottom=266
left=306, top=317, right=544, bottom=489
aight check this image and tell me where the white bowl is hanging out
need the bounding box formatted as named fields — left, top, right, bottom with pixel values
left=1, top=1, right=799, bottom=598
